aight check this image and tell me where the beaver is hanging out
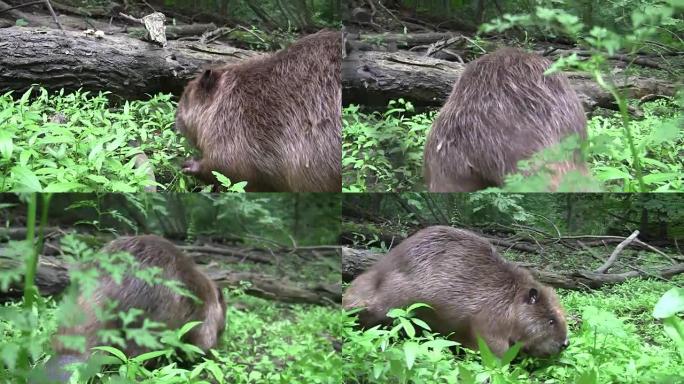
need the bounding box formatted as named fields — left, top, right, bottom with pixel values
left=343, top=226, right=568, bottom=357
left=424, top=48, right=588, bottom=192
left=45, top=235, right=226, bottom=381
left=175, top=29, right=342, bottom=192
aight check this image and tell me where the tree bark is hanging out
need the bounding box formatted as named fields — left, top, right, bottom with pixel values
left=1, top=27, right=676, bottom=109
left=0, top=27, right=256, bottom=99
left=342, top=50, right=678, bottom=109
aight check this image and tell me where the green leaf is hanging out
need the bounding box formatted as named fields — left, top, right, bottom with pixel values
left=476, top=336, right=498, bottom=368
left=44, top=182, right=88, bottom=192
left=131, top=350, right=168, bottom=363
left=92, top=346, right=127, bottom=362
left=10, top=166, right=42, bottom=191
left=501, top=342, right=522, bottom=365
left=399, top=317, right=415, bottom=338
left=0, top=130, right=13, bottom=158
left=86, top=174, right=109, bottom=184
left=653, top=288, right=684, bottom=318
left=594, top=167, right=630, bottom=181
left=403, top=341, right=419, bottom=370
left=0, top=343, right=20, bottom=370
left=410, top=317, right=432, bottom=331
left=575, top=367, right=599, bottom=384
left=642, top=173, right=680, bottom=185
left=212, top=171, right=233, bottom=188
left=648, top=121, right=681, bottom=145
left=178, top=321, right=202, bottom=337
left=229, top=181, right=248, bottom=192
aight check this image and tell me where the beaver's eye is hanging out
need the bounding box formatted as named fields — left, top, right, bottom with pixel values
left=549, top=319, right=555, bottom=325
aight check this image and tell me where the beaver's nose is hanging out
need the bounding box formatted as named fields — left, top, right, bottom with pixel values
left=561, top=339, right=570, bottom=350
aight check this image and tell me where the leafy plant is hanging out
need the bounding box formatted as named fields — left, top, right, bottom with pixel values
left=342, top=277, right=684, bottom=383
left=482, top=1, right=684, bottom=192
left=342, top=99, right=434, bottom=192
left=0, top=88, right=191, bottom=192
left=653, top=287, right=684, bottom=360
left=342, top=98, right=682, bottom=192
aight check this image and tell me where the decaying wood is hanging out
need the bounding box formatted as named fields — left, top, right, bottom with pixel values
left=208, top=271, right=341, bottom=306
left=342, top=50, right=678, bottom=109
left=354, top=32, right=457, bottom=48
left=180, top=244, right=275, bottom=264
left=0, top=252, right=340, bottom=305
left=342, top=247, right=380, bottom=282
left=0, top=26, right=677, bottom=109
left=0, top=226, right=63, bottom=240
left=127, top=22, right=217, bottom=40
left=0, top=27, right=256, bottom=99
left=51, top=0, right=118, bottom=18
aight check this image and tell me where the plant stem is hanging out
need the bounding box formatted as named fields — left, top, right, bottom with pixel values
left=594, top=71, right=645, bottom=191
left=23, top=193, right=38, bottom=308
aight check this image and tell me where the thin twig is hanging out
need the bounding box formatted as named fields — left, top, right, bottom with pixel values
left=595, top=230, right=639, bottom=273
left=43, top=0, right=63, bottom=30
left=119, top=11, right=142, bottom=24
left=0, top=0, right=44, bottom=14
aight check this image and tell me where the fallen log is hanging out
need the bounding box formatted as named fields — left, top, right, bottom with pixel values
left=342, top=246, right=684, bottom=289
left=342, top=50, right=678, bottom=110
left=1, top=26, right=677, bottom=111
left=0, top=26, right=256, bottom=99
left=127, top=22, right=217, bottom=40
left=0, top=252, right=339, bottom=305
left=353, top=32, right=458, bottom=48
left=208, top=271, right=341, bottom=306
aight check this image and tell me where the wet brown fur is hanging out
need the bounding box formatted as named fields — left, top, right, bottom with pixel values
left=424, top=48, right=588, bottom=192
left=54, top=235, right=226, bottom=359
left=343, top=226, right=568, bottom=357
left=176, top=29, right=342, bottom=192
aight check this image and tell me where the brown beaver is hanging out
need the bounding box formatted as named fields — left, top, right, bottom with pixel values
left=45, top=235, right=226, bottom=381
left=343, top=226, right=568, bottom=357
left=175, top=29, right=342, bottom=192
left=424, top=48, right=588, bottom=192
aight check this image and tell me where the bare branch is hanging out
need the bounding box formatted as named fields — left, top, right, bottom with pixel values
left=595, top=230, right=640, bottom=273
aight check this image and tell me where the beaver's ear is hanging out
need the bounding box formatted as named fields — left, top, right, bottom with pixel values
left=198, top=69, right=220, bottom=91
left=526, top=288, right=539, bottom=304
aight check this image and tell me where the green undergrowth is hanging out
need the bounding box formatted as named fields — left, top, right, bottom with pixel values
left=342, top=98, right=684, bottom=192
left=342, top=277, right=684, bottom=384
left=1, top=289, right=343, bottom=383
left=0, top=231, right=342, bottom=383
left=0, top=88, right=200, bottom=192
left=221, top=292, right=344, bottom=383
